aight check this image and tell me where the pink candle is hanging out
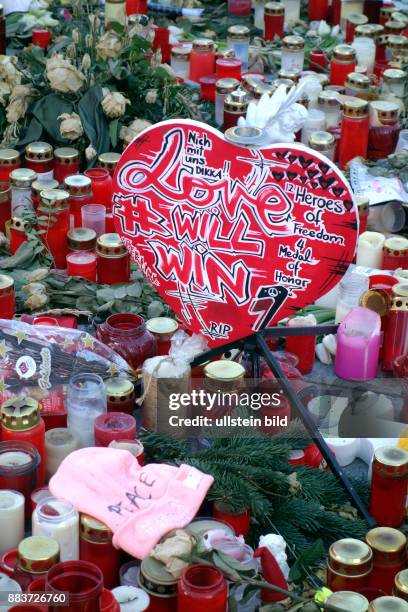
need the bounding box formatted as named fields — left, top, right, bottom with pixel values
left=66, top=251, right=97, bottom=282
left=335, top=307, right=381, bottom=381
left=94, top=413, right=136, bottom=447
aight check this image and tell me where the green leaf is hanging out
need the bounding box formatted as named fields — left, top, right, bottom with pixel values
left=212, top=552, right=240, bottom=581
left=78, top=85, right=110, bottom=162
left=289, top=539, right=324, bottom=583
left=127, top=282, right=142, bottom=298
left=31, top=94, right=75, bottom=143
left=240, top=584, right=259, bottom=605
left=109, top=118, right=119, bottom=148
left=113, top=285, right=128, bottom=299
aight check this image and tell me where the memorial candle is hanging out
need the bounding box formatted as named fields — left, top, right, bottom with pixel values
left=24, top=142, right=54, bottom=180
left=79, top=514, right=121, bottom=589
left=111, top=586, right=150, bottom=611
left=356, top=231, right=385, bottom=268
left=94, top=412, right=136, bottom=447
left=32, top=497, right=79, bottom=561
left=223, top=90, right=249, bottom=130
left=96, top=233, right=130, bottom=285
left=45, top=428, right=81, bottom=480
left=105, top=378, right=135, bottom=415
left=327, top=538, right=373, bottom=592
left=46, top=560, right=103, bottom=612
left=0, top=149, right=20, bottom=184
left=64, top=175, right=93, bottom=228
left=14, top=536, right=60, bottom=591
left=370, top=446, right=408, bottom=527
left=0, top=491, right=25, bottom=554
left=84, top=168, right=113, bottom=213
left=346, top=13, right=368, bottom=43
left=10, top=169, right=36, bottom=216
left=0, top=274, right=15, bottom=320
left=189, top=40, right=215, bottom=83
left=54, top=148, right=80, bottom=185
left=38, top=189, right=70, bottom=270
left=366, top=527, right=407, bottom=595
left=66, top=251, right=97, bottom=282
left=31, top=178, right=59, bottom=211
left=281, top=35, right=305, bottom=72
left=178, top=565, right=228, bottom=612
left=330, top=44, right=357, bottom=85
left=98, top=152, right=121, bottom=178
left=0, top=442, right=40, bottom=518
left=215, top=78, right=240, bottom=125
left=215, top=57, right=242, bottom=80
left=0, top=184, right=11, bottom=233
left=171, top=47, right=191, bottom=81
left=264, top=3, right=285, bottom=40
left=338, top=98, right=369, bottom=169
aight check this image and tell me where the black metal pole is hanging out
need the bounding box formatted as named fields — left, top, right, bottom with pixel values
left=256, top=331, right=376, bottom=527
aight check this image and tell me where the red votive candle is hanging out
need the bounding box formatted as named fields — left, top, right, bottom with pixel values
left=31, top=29, right=51, bottom=48
left=64, top=175, right=93, bottom=228
left=339, top=98, right=369, bottom=169
left=264, top=2, right=285, bottom=41
left=224, top=90, right=249, bottom=130
left=38, top=189, right=70, bottom=270
left=0, top=441, right=41, bottom=519
left=25, top=142, right=54, bottom=179
left=96, top=313, right=155, bottom=370
left=94, top=412, right=136, bottom=447
left=46, top=560, right=103, bottom=612
left=84, top=168, right=113, bottom=213
left=213, top=502, right=250, bottom=537
left=346, top=14, right=369, bottom=43
left=0, top=274, right=15, bottom=319
left=0, top=183, right=11, bottom=232
left=228, top=0, right=251, bottom=15
left=200, top=75, right=217, bottom=102
left=330, top=44, right=356, bottom=86
left=152, top=27, right=171, bottom=64
left=54, top=148, right=80, bottom=185
left=309, top=49, right=328, bottom=71
left=126, top=0, right=147, bottom=14
left=96, top=233, right=130, bottom=285
left=215, top=58, right=242, bottom=80
left=308, top=0, right=329, bottom=21
left=66, top=251, right=97, bottom=282
left=189, top=39, right=216, bottom=83
left=79, top=515, right=121, bottom=590
left=9, top=218, right=27, bottom=255
left=178, top=565, right=228, bottom=612
left=327, top=538, right=373, bottom=592
left=366, top=527, right=407, bottom=595
left=98, top=153, right=121, bottom=178
left=146, top=317, right=179, bottom=356
left=0, top=149, right=20, bottom=184
left=105, top=378, right=135, bottom=415
left=370, top=446, right=408, bottom=527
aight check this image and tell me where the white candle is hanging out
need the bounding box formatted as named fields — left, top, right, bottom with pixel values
left=352, top=37, right=376, bottom=74
left=283, top=0, right=300, bottom=26
left=112, top=586, right=150, bottom=612
left=301, top=109, right=326, bottom=144
left=32, top=497, right=79, bottom=561
left=356, top=231, right=385, bottom=269
left=45, top=428, right=81, bottom=480
left=0, top=452, right=31, bottom=467
left=0, top=491, right=24, bottom=554
left=0, top=573, right=22, bottom=612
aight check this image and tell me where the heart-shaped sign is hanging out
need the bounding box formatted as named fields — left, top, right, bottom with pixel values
left=113, top=120, right=357, bottom=347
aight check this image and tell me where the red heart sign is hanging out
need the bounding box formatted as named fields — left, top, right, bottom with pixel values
left=113, top=120, right=357, bottom=347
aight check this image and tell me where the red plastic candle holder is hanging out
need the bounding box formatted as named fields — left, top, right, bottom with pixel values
left=94, top=412, right=136, bottom=447
left=0, top=441, right=40, bottom=518
left=212, top=502, right=250, bottom=537
left=96, top=313, right=156, bottom=370
left=84, top=169, right=113, bottom=213
left=46, top=560, right=104, bottom=612
left=178, top=565, right=228, bottom=612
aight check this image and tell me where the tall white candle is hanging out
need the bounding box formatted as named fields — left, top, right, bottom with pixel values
left=352, top=37, right=376, bottom=74
left=283, top=0, right=300, bottom=26
left=301, top=109, right=326, bottom=144
left=32, top=497, right=79, bottom=561
left=356, top=231, right=385, bottom=269
left=0, top=491, right=25, bottom=554
left=45, top=428, right=81, bottom=480
left=112, top=586, right=150, bottom=612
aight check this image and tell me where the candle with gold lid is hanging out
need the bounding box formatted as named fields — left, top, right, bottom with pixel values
left=346, top=13, right=368, bottom=43
left=0, top=149, right=20, bottom=183
left=264, top=2, right=284, bottom=40
left=252, top=81, right=276, bottom=101
left=382, top=68, right=407, bottom=99
left=339, top=98, right=369, bottom=169
left=386, top=35, right=408, bottom=61
left=215, top=78, right=240, bottom=125
left=45, top=428, right=81, bottom=479
left=10, top=168, right=37, bottom=215
left=98, top=152, right=121, bottom=177
left=227, top=25, right=250, bottom=71
left=345, top=72, right=371, bottom=97
left=224, top=90, right=249, bottom=130
left=39, top=189, right=70, bottom=269
left=326, top=591, right=369, bottom=612
left=189, top=39, right=215, bottom=84
left=171, top=47, right=191, bottom=81
left=366, top=527, right=407, bottom=595
left=0, top=274, right=14, bottom=319
left=327, top=538, right=373, bottom=592
left=394, top=569, right=408, bottom=601
left=96, top=232, right=130, bottom=284
left=31, top=178, right=59, bottom=210
left=308, top=131, right=335, bottom=160
left=380, top=5, right=396, bottom=26
left=368, top=597, right=408, bottom=611
left=54, top=147, right=80, bottom=185
left=330, top=44, right=356, bottom=86
left=368, top=100, right=401, bottom=160
left=281, top=35, right=305, bottom=72
left=9, top=216, right=27, bottom=254
left=14, top=535, right=59, bottom=590
left=105, top=377, right=135, bottom=414
left=385, top=21, right=406, bottom=35
left=79, top=513, right=120, bottom=589
left=67, top=227, right=97, bottom=253
left=370, top=446, right=408, bottom=527
left=382, top=236, right=408, bottom=271
left=64, top=174, right=93, bottom=227
left=318, top=91, right=342, bottom=128
left=382, top=296, right=408, bottom=372
left=25, top=142, right=54, bottom=179
left=146, top=317, right=178, bottom=356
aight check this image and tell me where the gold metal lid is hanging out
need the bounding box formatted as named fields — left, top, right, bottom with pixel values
left=17, top=536, right=59, bottom=574
left=105, top=376, right=135, bottom=400
left=327, top=591, right=369, bottom=612
left=329, top=539, right=373, bottom=576
left=98, top=152, right=121, bottom=169
left=25, top=142, right=53, bottom=161
left=80, top=513, right=112, bottom=544
left=359, top=289, right=391, bottom=316
left=0, top=274, right=14, bottom=294
left=217, top=48, right=236, bottom=59
left=224, top=89, right=249, bottom=113
left=282, top=35, right=304, bottom=50
left=318, top=90, right=342, bottom=107
left=0, top=149, right=19, bottom=166
left=216, top=78, right=240, bottom=95
left=383, top=68, right=407, bottom=82
left=171, top=46, right=191, bottom=59
left=67, top=227, right=97, bottom=251
left=272, top=78, right=293, bottom=90
left=64, top=174, right=92, bottom=195
left=1, top=397, right=40, bottom=431
left=308, top=131, right=335, bottom=152
left=366, top=527, right=406, bottom=554
left=204, top=360, right=245, bottom=381
left=0, top=183, right=10, bottom=204
left=140, top=557, right=178, bottom=587
left=386, top=20, right=406, bottom=34
left=96, top=232, right=127, bottom=258
left=393, top=283, right=408, bottom=298
left=395, top=570, right=408, bottom=594
left=241, top=75, right=263, bottom=95
left=333, top=44, right=356, bottom=62
left=192, top=38, right=215, bottom=51
left=381, top=5, right=397, bottom=17
left=32, top=179, right=59, bottom=198
left=384, top=236, right=408, bottom=255
left=146, top=317, right=178, bottom=335
left=54, top=147, right=79, bottom=162
left=392, top=11, right=408, bottom=24
left=10, top=168, right=37, bottom=188
left=278, top=68, right=300, bottom=82
left=391, top=296, right=408, bottom=312
left=387, top=35, right=408, bottom=50
left=228, top=25, right=250, bottom=40
left=347, top=13, right=369, bottom=26
left=346, top=72, right=371, bottom=90
left=253, top=82, right=276, bottom=99
left=355, top=23, right=384, bottom=39
left=344, top=98, right=369, bottom=118
left=368, top=597, right=408, bottom=612
left=40, top=189, right=70, bottom=211
left=373, top=446, right=408, bottom=478
left=265, top=2, right=284, bottom=16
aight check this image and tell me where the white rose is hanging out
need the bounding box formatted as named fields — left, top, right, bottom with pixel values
left=96, top=32, right=121, bottom=60
left=0, top=56, right=22, bottom=87
left=6, top=85, right=33, bottom=124
left=0, top=82, right=11, bottom=106
left=58, top=112, right=83, bottom=140
left=81, top=53, right=91, bottom=72
left=85, top=145, right=97, bottom=161
left=120, top=118, right=152, bottom=145
left=101, top=91, right=130, bottom=118
left=46, top=54, right=86, bottom=94
left=145, top=89, right=157, bottom=104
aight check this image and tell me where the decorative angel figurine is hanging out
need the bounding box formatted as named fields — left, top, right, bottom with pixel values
left=238, top=78, right=316, bottom=145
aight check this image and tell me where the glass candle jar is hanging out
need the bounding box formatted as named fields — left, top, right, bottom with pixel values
left=32, top=28, right=51, bottom=48
left=67, top=227, right=97, bottom=253
left=98, top=152, right=121, bottom=178
left=9, top=217, right=27, bottom=255
left=31, top=178, right=59, bottom=211
left=67, top=373, right=107, bottom=448
left=281, top=35, right=305, bottom=72
left=96, top=313, right=156, bottom=371
left=105, top=0, right=126, bottom=27
left=146, top=317, right=178, bottom=356
left=94, top=412, right=136, bottom=447
left=66, top=251, right=97, bottom=282
left=189, top=39, right=215, bottom=83
left=64, top=175, right=93, bottom=228
left=317, top=91, right=342, bottom=128
left=200, top=75, right=217, bottom=103
left=14, top=536, right=60, bottom=591
left=283, top=0, right=301, bottom=26
left=383, top=297, right=408, bottom=371
left=25, top=142, right=54, bottom=180
left=111, top=585, right=148, bottom=611
left=0, top=149, right=20, bottom=184
left=32, top=498, right=79, bottom=561
left=346, top=13, right=369, bottom=43
left=330, top=44, right=357, bottom=86
left=10, top=168, right=37, bottom=215
left=216, top=58, right=241, bottom=80
left=38, top=189, right=70, bottom=269
left=228, top=0, right=251, bottom=15
left=96, top=233, right=130, bottom=285
left=202, top=360, right=245, bottom=420
left=138, top=557, right=178, bottom=610
left=356, top=231, right=385, bottom=268
left=171, top=46, right=191, bottom=81
left=215, top=78, right=240, bottom=126
left=45, top=428, right=81, bottom=480
left=79, top=514, right=120, bottom=590
left=382, top=68, right=407, bottom=98
left=345, top=72, right=371, bottom=97
left=370, top=446, right=408, bottom=528
left=0, top=274, right=15, bottom=319
left=386, top=35, right=408, bottom=62
left=84, top=169, right=113, bottom=213
left=366, top=527, right=407, bottom=595
left=308, top=131, right=335, bottom=160
left=0, top=491, right=25, bottom=555
left=327, top=538, right=373, bottom=592
left=54, top=148, right=80, bottom=185
left=178, top=565, right=228, bottom=612
left=46, top=560, right=103, bottom=612
left=224, top=90, right=249, bottom=130
left=1, top=397, right=45, bottom=487
left=31, top=487, right=50, bottom=514
left=326, top=592, right=369, bottom=612
left=264, top=3, right=284, bottom=41
left=105, top=378, right=135, bottom=415
left=394, top=570, right=408, bottom=600
left=339, top=98, right=369, bottom=169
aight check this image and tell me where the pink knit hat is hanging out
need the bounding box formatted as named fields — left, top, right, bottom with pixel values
left=49, top=447, right=214, bottom=558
